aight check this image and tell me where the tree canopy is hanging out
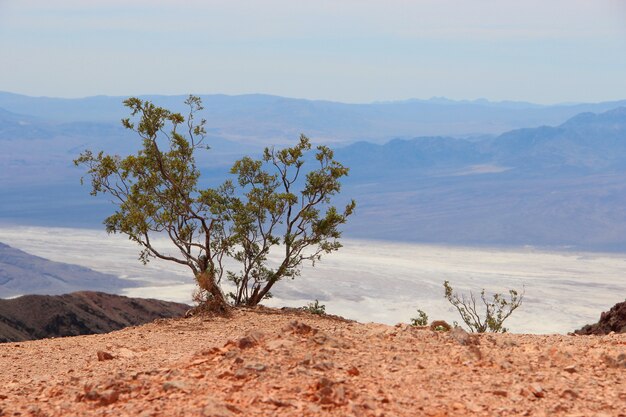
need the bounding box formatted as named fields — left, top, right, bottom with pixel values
left=75, top=96, right=355, bottom=311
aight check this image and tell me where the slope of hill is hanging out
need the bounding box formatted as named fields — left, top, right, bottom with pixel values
left=0, top=291, right=189, bottom=342
left=0, top=308, right=623, bottom=416
left=575, top=300, right=626, bottom=335
left=0, top=242, right=140, bottom=298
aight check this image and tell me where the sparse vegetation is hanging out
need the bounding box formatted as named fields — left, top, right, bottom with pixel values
left=75, top=96, right=355, bottom=312
left=410, top=309, right=429, bottom=326
left=303, top=299, right=326, bottom=315
left=444, top=280, right=524, bottom=333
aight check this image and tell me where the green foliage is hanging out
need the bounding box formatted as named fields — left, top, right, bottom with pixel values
left=303, top=299, right=326, bottom=315
left=410, top=309, right=429, bottom=326
left=75, top=96, right=354, bottom=309
left=443, top=280, right=524, bottom=333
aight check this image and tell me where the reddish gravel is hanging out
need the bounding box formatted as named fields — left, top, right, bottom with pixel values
left=0, top=307, right=624, bottom=417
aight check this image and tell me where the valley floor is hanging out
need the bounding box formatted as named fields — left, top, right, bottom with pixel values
left=0, top=308, right=624, bottom=416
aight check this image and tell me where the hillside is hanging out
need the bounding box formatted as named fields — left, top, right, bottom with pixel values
left=0, top=242, right=140, bottom=298
left=0, top=308, right=623, bottom=416
left=0, top=291, right=190, bottom=343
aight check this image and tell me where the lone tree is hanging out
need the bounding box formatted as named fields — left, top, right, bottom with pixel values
left=74, top=96, right=355, bottom=312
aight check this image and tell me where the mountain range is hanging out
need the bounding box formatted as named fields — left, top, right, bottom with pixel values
left=2, top=92, right=626, bottom=250
left=2, top=91, right=626, bottom=143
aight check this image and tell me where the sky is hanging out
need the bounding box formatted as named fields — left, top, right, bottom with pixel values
left=1, top=0, right=626, bottom=103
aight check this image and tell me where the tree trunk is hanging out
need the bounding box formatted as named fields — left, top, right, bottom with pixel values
left=196, top=270, right=230, bottom=313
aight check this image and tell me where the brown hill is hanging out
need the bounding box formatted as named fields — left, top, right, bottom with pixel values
left=0, top=242, right=142, bottom=298
left=0, top=307, right=624, bottom=416
left=574, top=300, right=626, bottom=335
left=0, top=291, right=189, bottom=343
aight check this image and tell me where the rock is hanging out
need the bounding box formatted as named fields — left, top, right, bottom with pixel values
left=347, top=366, right=360, bottom=376
left=202, top=400, right=235, bottom=417
left=429, top=320, right=452, bottom=332
left=265, top=338, right=295, bottom=351
left=96, top=351, right=114, bottom=361
left=602, top=353, right=626, bottom=368
left=560, top=389, right=579, bottom=399
left=98, top=389, right=119, bottom=406
left=235, top=337, right=255, bottom=349
left=563, top=364, right=577, bottom=373
left=245, top=363, right=267, bottom=372
left=236, top=330, right=264, bottom=349
left=162, top=381, right=188, bottom=392
left=449, top=327, right=478, bottom=346
left=492, top=389, right=508, bottom=397
left=529, top=383, right=545, bottom=398
left=284, top=321, right=315, bottom=335
left=574, top=300, right=626, bottom=335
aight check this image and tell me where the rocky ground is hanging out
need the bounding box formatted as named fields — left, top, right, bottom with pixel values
left=0, top=307, right=624, bottom=417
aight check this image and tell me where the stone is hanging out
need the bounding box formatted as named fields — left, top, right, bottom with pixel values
left=236, top=337, right=257, bottom=350
left=284, top=321, right=316, bottom=335
left=430, top=320, right=452, bottom=332
left=560, top=389, right=579, bottom=399
left=529, top=383, right=545, bottom=398
left=563, top=365, right=577, bottom=373
left=202, top=400, right=234, bottom=417
left=162, top=381, right=188, bottom=392
left=245, top=363, right=267, bottom=372
left=347, top=366, right=360, bottom=376
left=97, top=351, right=114, bottom=361
left=98, top=389, right=119, bottom=406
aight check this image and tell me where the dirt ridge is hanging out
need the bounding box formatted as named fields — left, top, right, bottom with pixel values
left=0, top=307, right=624, bottom=416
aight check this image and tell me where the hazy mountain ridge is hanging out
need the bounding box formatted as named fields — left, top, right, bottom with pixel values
left=2, top=94, right=626, bottom=250
left=335, top=107, right=626, bottom=249
left=0, top=242, right=141, bottom=298
left=337, top=106, right=626, bottom=177
left=2, top=91, right=626, bottom=143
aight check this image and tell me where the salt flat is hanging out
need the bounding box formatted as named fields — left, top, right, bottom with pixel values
left=0, top=225, right=624, bottom=334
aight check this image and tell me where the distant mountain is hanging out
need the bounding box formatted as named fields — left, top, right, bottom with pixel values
left=2, top=91, right=626, bottom=143
left=487, top=107, right=626, bottom=172
left=3, top=96, right=626, bottom=250
left=337, top=106, right=626, bottom=177
left=0, top=291, right=189, bottom=342
left=335, top=107, right=626, bottom=250
left=0, top=242, right=141, bottom=298
left=0, top=107, right=51, bottom=140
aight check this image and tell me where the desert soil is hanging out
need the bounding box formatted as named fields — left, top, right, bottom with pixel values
left=0, top=307, right=624, bottom=417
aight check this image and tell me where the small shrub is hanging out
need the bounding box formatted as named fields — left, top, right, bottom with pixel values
left=410, top=309, right=429, bottom=326
left=303, top=299, right=326, bottom=315
left=444, top=280, right=524, bottom=333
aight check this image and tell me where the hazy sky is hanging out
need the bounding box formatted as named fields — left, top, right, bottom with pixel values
left=1, top=0, right=625, bottom=103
